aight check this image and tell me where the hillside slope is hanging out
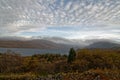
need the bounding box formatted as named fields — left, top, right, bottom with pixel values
left=0, top=40, right=69, bottom=49
left=86, top=41, right=120, bottom=49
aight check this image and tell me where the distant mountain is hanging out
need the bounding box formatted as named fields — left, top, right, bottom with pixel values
left=0, top=36, right=120, bottom=49
left=0, top=36, right=86, bottom=49
left=0, top=39, right=71, bottom=49
left=32, top=36, right=87, bottom=47
left=86, top=41, right=120, bottom=49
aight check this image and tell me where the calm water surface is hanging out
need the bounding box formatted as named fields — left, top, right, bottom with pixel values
left=0, top=48, right=69, bottom=56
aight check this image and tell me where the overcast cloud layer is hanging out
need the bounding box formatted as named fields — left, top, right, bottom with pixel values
left=0, top=0, right=120, bottom=41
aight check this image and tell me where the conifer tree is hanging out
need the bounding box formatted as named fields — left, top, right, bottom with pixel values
left=67, top=48, right=76, bottom=63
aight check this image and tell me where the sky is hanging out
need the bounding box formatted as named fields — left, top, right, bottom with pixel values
left=0, top=0, right=120, bottom=41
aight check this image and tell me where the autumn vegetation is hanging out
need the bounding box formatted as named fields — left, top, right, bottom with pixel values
left=0, top=48, right=120, bottom=80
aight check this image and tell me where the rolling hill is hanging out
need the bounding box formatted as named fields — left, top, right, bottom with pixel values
left=0, top=39, right=70, bottom=49
left=86, top=41, right=120, bottom=49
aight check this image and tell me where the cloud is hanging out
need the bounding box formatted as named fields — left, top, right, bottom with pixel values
left=0, top=0, right=120, bottom=40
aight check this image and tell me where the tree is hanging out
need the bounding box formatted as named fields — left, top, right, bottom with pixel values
left=67, top=48, right=76, bottom=63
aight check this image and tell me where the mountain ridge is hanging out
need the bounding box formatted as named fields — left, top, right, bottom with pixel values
left=0, top=39, right=68, bottom=49
left=0, top=37, right=120, bottom=49
left=86, top=41, right=120, bottom=49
